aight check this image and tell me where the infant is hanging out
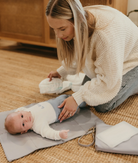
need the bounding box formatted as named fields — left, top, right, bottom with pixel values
left=5, top=94, right=78, bottom=140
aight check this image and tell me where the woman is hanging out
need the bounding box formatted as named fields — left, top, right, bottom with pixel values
left=46, top=0, right=138, bottom=122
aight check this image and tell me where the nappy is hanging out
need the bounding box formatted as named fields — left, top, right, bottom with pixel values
left=39, top=73, right=85, bottom=94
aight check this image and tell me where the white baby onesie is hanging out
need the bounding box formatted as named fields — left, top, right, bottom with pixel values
left=16, top=101, right=61, bottom=140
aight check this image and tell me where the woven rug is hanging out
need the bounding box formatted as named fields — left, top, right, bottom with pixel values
left=0, top=41, right=138, bottom=163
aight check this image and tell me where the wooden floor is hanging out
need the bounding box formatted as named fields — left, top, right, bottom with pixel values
left=0, top=39, right=138, bottom=163
left=0, top=40, right=60, bottom=109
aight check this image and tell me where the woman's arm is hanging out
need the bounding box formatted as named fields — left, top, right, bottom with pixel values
left=58, top=22, right=126, bottom=121
left=57, top=60, right=77, bottom=77
left=73, top=28, right=125, bottom=106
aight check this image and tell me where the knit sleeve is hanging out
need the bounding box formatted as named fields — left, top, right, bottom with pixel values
left=57, top=61, right=77, bottom=77
left=72, top=26, right=125, bottom=106
left=33, top=123, right=61, bottom=140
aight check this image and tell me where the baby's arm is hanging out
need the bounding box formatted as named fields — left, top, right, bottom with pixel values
left=33, top=123, right=69, bottom=140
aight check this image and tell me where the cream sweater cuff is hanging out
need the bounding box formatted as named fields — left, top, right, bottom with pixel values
left=57, top=66, right=67, bottom=77
left=72, top=89, right=84, bottom=106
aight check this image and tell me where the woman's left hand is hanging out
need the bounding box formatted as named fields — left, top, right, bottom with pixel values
left=58, top=96, right=78, bottom=122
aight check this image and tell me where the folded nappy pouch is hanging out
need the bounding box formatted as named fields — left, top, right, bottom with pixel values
left=95, top=121, right=138, bottom=155
left=0, top=104, right=102, bottom=162
left=78, top=120, right=138, bottom=156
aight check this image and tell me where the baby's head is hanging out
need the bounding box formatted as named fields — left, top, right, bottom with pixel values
left=5, top=110, right=34, bottom=135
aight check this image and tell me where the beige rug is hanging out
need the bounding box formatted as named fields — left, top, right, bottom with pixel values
left=0, top=40, right=138, bottom=163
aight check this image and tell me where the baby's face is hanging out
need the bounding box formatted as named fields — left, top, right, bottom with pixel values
left=13, top=111, right=34, bottom=134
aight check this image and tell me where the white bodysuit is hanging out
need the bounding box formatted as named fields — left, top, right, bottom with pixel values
left=16, top=94, right=70, bottom=140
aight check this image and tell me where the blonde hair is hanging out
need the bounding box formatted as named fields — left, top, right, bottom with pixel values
left=46, top=0, right=96, bottom=73
left=5, top=113, right=18, bottom=135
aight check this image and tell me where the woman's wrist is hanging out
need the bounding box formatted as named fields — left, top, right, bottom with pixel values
left=72, top=89, right=84, bottom=106
left=57, top=66, right=67, bottom=77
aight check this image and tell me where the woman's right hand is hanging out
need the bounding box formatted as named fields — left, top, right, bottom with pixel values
left=47, top=71, right=61, bottom=81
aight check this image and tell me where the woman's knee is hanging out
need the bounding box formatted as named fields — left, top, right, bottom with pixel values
left=94, top=105, right=108, bottom=113
left=94, top=102, right=116, bottom=113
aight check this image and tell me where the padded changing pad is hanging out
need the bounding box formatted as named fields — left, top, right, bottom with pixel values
left=0, top=104, right=102, bottom=162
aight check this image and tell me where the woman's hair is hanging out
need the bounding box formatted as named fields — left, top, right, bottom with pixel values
left=46, top=0, right=96, bottom=73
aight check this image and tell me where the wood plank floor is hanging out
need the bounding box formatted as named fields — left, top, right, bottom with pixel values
left=0, top=40, right=60, bottom=110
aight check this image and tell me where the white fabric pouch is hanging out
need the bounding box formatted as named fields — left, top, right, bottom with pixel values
left=96, top=121, right=138, bottom=148
left=95, top=121, right=138, bottom=155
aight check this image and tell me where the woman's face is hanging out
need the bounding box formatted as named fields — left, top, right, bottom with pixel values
left=47, top=16, right=74, bottom=41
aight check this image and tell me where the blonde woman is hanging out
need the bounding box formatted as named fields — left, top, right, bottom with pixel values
left=46, top=0, right=138, bottom=122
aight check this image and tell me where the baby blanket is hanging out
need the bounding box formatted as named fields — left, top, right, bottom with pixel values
left=0, top=104, right=102, bottom=162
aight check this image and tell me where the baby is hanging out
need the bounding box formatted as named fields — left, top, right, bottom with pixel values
left=5, top=94, right=79, bottom=140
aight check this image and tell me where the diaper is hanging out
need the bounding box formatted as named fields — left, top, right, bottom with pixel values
left=39, top=73, right=85, bottom=94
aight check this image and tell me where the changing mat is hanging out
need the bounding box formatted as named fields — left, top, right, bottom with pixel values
left=0, top=104, right=102, bottom=162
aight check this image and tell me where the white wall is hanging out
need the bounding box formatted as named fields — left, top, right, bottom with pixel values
left=127, top=0, right=138, bottom=26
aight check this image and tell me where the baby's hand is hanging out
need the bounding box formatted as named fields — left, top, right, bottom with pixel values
left=59, top=130, right=69, bottom=139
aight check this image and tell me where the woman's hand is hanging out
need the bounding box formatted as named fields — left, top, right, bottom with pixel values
left=58, top=96, right=78, bottom=122
left=47, top=71, right=61, bottom=81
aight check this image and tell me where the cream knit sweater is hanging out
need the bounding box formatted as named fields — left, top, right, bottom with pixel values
left=57, top=6, right=138, bottom=106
